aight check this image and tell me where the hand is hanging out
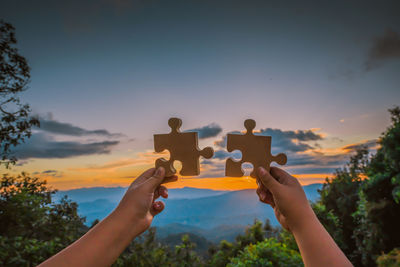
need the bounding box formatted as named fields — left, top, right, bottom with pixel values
left=256, top=167, right=313, bottom=232
left=114, top=167, right=178, bottom=233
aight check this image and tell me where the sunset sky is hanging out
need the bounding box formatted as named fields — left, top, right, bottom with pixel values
left=1, top=0, right=399, bottom=190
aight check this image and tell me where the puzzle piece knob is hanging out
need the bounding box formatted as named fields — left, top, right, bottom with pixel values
left=244, top=119, right=256, bottom=132
left=200, top=147, right=214, bottom=159
left=168, top=118, right=182, bottom=132
left=274, top=153, right=287, bottom=165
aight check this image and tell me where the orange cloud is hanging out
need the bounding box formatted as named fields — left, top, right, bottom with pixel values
left=70, top=151, right=169, bottom=172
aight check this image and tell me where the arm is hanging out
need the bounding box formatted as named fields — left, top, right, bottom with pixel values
left=39, top=167, right=177, bottom=267
left=256, top=167, right=352, bottom=267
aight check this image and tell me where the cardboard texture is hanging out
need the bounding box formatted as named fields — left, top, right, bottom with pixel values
left=225, top=119, right=287, bottom=178
left=154, top=118, right=214, bottom=177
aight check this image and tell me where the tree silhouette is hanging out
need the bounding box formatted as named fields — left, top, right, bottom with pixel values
left=0, top=20, right=39, bottom=167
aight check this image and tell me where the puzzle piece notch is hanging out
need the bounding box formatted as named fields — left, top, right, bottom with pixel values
left=154, top=118, right=214, bottom=177
left=225, top=119, right=287, bottom=178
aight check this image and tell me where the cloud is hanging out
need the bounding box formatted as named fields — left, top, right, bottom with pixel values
left=214, top=128, right=323, bottom=153
left=204, top=126, right=364, bottom=179
left=33, top=169, right=64, bottom=178
left=258, top=128, right=323, bottom=153
left=186, top=123, right=222, bottom=139
left=72, top=158, right=136, bottom=172
left=39, top=118, right=123, bottom=137
left=214, top=131, right=240, bottom=148
left=342, top=139, right=378, bottom=152
left=287, top=153, right=347, bottom=167
left=365, top=29, right=400, bottom=71
left=11, top=133, right=119, bottom=159
left=72, top=151, right=168, bottom=172
left=42, top=170, right=64, bottom=178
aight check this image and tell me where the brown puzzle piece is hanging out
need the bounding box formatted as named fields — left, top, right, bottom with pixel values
left=154, top=118, right=214, bottom=177
left=225, top=119, right=287, bottom=178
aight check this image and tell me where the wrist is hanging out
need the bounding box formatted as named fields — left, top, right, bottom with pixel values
left=290, top=206, right=318, bottom=235
left=109, top=207, right=148, bottom=238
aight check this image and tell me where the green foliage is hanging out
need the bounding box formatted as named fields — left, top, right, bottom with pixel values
left=353, top=107, right=400, bottom=266
left=315, top=146, right=368, bottom=264
left=0, top=173, right=86, bottom=266
left=0, top=20, right=39, bottom=166
left=208, top=220, right=281, bottom=267
left=227, top=238, right=303, bottom=267
left=113, top=228, right=173, bottom=267
left=315, top=107, right=400, bottom=266
left=113, top=229, right=202, bottom=267
left=174, top=234, right=201, bottom=267
left=376, top=248, right=400, bottom=267
left=0, top=236, right=64, bottom=266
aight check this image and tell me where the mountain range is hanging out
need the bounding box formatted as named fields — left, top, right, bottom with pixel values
left=55, top=184, right=322, bottom=242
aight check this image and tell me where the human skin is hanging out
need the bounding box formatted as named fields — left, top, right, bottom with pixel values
left=256, top=166, right=353, bottom=267
left=38, top=167, right=177, bottom=267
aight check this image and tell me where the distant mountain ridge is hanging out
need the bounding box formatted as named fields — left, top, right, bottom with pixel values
left=54, top=186, right=227, bottom=203
left=55, top=184, right=322, bottom=230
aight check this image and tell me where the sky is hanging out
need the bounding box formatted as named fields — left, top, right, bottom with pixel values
left=1, top=0, right=400, bottom=190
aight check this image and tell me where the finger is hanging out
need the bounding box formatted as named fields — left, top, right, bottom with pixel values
left=150, top=201, right=165, bottom=216
left=162, top=175, right=178, bottom=184
left=257, top=167, right=281, bottom=193
left=158, top=186, right=168, bottom=198
left=270, top=167, right=296, bottom=185
left=264, top=190, right=275, bottom=206
left=256, top=187, right=267, bottom=202
left=132, top=168, right=156, bottom=185
left=144, top=167, right=165, bottom=191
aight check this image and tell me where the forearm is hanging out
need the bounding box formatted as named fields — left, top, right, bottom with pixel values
left=292, top=208, right=352, bottom=267
left=39, top=208, right=145, bottom=267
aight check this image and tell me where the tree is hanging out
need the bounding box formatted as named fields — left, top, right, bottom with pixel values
left=314, top=146, right=369, bottom=265
left=208, top=219, right=281, bottom=267
left=174, top=234, right=201, bottom=267
left=0, top=20, right=39, bottom=167
left=376, top=248, right=400, bottom=267
left=353, top=107, right=400, bottom=266
left=0, top=173, right=86, bottom=266
left=227, top=238, right=303, bottom=267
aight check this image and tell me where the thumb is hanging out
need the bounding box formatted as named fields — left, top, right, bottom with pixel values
left=144, top=167, right=165, bottom=191
left=257, top=167, right=281, bottom=193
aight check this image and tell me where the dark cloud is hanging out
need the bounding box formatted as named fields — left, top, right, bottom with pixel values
left=365, top=29, right=400, bottom=71
left=39, top=118, right=123, bottom=137
left=209, top=126, right=349, bottom=176
left=186, top=123, right=222, bottom=139
left=287, top=153, right=347, bottom=167
left=258, top=128, right=323, bottom=153
left=342, top=139, right=377, bottom=152
left=214, top=128, right=323, bottom=153
left=11, top=133, right=119, bottom=159
left=42, top=170, right=63, bottom=178
left=286, top=167, right=338, bottom=175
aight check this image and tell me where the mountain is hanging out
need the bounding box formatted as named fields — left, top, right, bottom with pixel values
left=54, top=186, right=226, bottom=203
left=56, top=184, right=322, bottom=232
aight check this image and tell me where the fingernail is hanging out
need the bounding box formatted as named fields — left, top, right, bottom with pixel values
left=258, top=167, right=266, bottom=176
left=260, top=191, right=266, bottom=201
left=154, top=202, right=160, bottom=209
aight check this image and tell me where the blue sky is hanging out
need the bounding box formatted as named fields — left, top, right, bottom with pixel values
left=1, top=0, right=399, bottom=189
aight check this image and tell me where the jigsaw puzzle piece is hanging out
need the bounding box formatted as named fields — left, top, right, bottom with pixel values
left=225, top=119, right=287, bottom=178
left=154, top=118, right=214, bottom=177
